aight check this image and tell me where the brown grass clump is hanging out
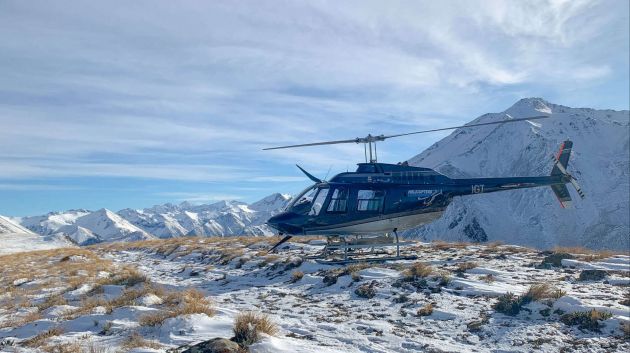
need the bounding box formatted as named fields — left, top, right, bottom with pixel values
left=550, top=288, right=567, bottom=299
left=38, top=341, right=85, bottom=353
left=431, top=240, right=471, bottom=250
left=139, top=288, right=214, bottom=326
left=259, top=254, right=280, bottom=267
left=233, top=312, right=278, bottom=346
left=560, top=309, right=613, bottom=332
left=0, top=310, right=43, bottom=330
left=522, top=284, right=553, bottom=303
left=494, top=284, right=563, bottom=316
left=552, top=246, right=619, bottom=262
left=122, top=332, right=162, bottom=350
left=219, top=249, right=245, bottom=265
left=455, top=261, right=478, bottom=273
left=417, top=303, right=433, bottom=317
left=481, top=274, right=495, bottom=283
left=22, top=326, right=64, bottom=348
left=403, top=262, right=433, bottom=280
left=291, top=270, right=304, bottom=283
left=37, top=294, right=68, bottom=311
left=354, top=282, right=377, bottom=299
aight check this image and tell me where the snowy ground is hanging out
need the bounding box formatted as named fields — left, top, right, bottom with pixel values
left=0, top=237, right=628, bottom=353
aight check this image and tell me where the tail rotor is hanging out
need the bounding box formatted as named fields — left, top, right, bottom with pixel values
left=549, top=140, right=585, bottom=208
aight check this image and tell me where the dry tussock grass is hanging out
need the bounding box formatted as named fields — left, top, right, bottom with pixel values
left=139, top=288, right=215, bottom=326
left=233, top=311, right=278, bottom=346
left=259, top=254, right=281, bottom=267
left=0, top=310, right=43, bottom=330
left=22, top=326, right=64, bottom=348
left=455, top=261, right=478, bottom=272
left=0, top=246, right=165, bottom=330
left=522, top=283, right=554, bottom=302
left=0, top=248, right=128, bottom=329
left=403, top=262, right=433, bottom=280
left=291, top=270, right=304, bottom=282
left=122, top=332, right=162, bottom=350
left=431, top=240, right=471, bottom=250
left=63, top=282, right=165, bottom=320
left=553, top=246, right=621, bottom=262
left=417, top=303, right=433, bottom=316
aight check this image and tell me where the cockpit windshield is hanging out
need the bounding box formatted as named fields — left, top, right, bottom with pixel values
left=286, top=184, right=317, bottom=211
left=286, top=183, right=328, bottom=215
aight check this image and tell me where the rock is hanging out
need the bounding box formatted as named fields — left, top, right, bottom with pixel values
left=539, top=253, right=574, bottom=267
left=136, top=293, right=163, bottom=306
left=578, top=269, right=608, bottom=281
left=181, top=338, right=241, bottom=353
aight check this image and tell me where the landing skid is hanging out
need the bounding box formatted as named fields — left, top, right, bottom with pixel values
left=306, top=229, right=418, bottom=264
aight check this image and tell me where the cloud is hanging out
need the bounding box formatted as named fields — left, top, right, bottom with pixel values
left=156, top=192, right=245, bottom=203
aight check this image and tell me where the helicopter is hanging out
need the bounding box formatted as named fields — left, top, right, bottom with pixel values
left=263, top=115, right=585, bottom=263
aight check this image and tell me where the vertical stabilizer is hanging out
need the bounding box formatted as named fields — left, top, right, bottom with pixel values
left=551, top=140, right=572, bottom=176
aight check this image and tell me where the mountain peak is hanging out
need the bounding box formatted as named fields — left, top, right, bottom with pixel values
left=505, top=97, right=555, bottom=117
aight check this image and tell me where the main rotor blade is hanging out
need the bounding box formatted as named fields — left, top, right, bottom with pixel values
left=383, top=115, right=549, bottom=139
left=262, top=138, right=359, bottom=150
left=261, top=115, right=549, bottom=151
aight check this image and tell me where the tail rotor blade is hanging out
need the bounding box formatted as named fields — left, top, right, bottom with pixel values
left=551, top=155, right=585, bottom=199
left=569, top=178, right=586, bottom=199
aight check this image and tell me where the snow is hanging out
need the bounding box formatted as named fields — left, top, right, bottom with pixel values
left=0, top=239, right=627, bottom=352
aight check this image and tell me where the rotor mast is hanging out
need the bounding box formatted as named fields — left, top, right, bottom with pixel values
left=358, top=134, right=385, bottom=163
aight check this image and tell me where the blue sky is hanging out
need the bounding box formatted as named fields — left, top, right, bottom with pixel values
left=1, top=0, right=628, bottom=216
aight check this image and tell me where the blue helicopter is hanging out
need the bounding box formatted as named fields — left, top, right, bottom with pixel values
left=264, top=116, right=584, bottom=262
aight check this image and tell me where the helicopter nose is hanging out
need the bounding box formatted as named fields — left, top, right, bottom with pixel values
left=266, top=212, right=301, bottom=235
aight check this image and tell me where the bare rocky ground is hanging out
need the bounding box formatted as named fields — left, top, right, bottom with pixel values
left=0, top=237, right=628, bottom=353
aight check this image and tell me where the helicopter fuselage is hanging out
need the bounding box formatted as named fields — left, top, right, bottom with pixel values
left=267, top=162, right=571, bottom=236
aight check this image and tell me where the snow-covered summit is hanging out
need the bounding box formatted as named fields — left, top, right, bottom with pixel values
left=405, top=98, right=629, bottom=250
left=0, top=215, right=73, bottom=254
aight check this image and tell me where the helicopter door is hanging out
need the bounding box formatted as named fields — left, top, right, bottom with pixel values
left=308, top=187, right=330, bottom=216
left=326, top=187, right=349, bottom=213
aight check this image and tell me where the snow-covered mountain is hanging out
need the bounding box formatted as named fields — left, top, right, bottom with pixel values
left=0, top=215, right=73, bottom=254
left=20, top=193, right=292, bottom=244
left=118, top=193, right=292, bottom=238
left=404, top=98, right=629, bottom=250
left=21, top=209, right=154, bottom=245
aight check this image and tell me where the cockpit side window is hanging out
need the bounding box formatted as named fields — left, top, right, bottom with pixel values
left=356, top=164, right=377, bottom=173
left=357, top=189, right=384, bottom=211
left=308, top=188, right=329, bottom=216
left=327, top=187, right=348, bottom=213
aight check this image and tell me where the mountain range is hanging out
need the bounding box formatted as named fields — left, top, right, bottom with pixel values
left=3, top=98, right=628, bottom=250
left=13, top=193, right=292, bottom=245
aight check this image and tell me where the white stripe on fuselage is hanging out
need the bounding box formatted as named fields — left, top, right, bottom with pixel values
left=304, top=211, right=444, bottom=235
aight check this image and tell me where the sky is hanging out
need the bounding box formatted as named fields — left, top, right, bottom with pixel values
left=0, top=0, right=628, bottom=216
